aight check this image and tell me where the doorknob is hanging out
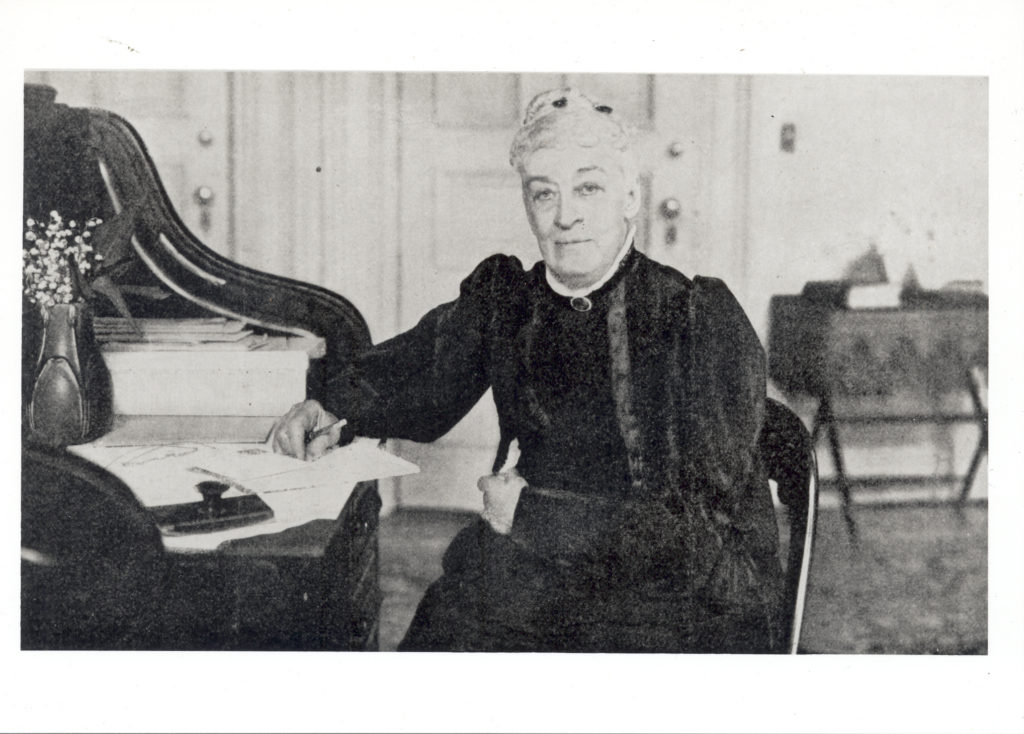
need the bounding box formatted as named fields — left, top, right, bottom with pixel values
left=193, top=186, right=215, bottom=232
left=659, top=197, right=682, bottom=246
left=660, top=197, right=682, bottom=220
left=194, top=186, right=215, bottom=205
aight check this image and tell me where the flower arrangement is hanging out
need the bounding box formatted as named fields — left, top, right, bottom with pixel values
left=22, top=211, right=104, bottom=307
left=22, top=205, right=169, bottom=327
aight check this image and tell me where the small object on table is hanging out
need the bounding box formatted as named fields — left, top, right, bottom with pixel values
left=149, top=478, right=274, bottom=535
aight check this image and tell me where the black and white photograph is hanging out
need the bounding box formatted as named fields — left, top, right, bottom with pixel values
left=4, top=2, right=1023, bottom=733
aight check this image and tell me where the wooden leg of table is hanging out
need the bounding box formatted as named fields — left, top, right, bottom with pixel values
left=810, top=404, right=824, bottom=445
left=959, top=435, right=987, bottom=505
left=959, top=369, right=988, bottom=505
left=818, top=397, right=857, bottom=541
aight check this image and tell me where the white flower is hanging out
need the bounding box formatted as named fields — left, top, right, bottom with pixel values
left=68, top=220, right=76, bottom=228
left=26, top=218, right=35, bottom=227
left=25, top=232, right=36, bottom=241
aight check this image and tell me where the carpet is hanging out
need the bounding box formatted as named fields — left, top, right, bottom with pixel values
left=378, top=500, right=987, bottom=654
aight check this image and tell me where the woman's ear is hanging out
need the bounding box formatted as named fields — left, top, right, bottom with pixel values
left=623, top=177, right=642, bottom=219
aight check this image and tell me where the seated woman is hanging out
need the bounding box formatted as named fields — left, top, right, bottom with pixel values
left=272, top=88, right=783, bottom=653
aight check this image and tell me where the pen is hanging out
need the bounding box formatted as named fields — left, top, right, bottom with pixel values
left=308, top=418, right=347, bottom=442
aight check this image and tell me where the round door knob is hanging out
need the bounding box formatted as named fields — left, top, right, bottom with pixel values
left=198, top=129, right=215, bottom=146
left=667, top=141, right=685, bottom=158
left=659, top=197, right=682, bottom=220
left=193, top=185, right=215, bottom=205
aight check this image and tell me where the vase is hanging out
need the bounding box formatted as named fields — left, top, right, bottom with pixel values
left=27, top=301, right=112, bottom=446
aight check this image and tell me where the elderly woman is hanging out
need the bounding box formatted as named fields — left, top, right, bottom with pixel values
left=272, top=89, right=783, bottom=652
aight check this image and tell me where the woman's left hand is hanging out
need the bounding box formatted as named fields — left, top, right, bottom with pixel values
left=478, top=469, right=527, bottom=535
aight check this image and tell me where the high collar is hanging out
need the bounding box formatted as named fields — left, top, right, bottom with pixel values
left=543, top=224, right=637, bottom=299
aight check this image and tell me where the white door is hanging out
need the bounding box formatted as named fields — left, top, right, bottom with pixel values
left=24, top=71, right=233, bottom=257
left=394, top=72, right=751, bottom=509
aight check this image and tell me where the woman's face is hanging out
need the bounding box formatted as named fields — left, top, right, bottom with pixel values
left=519, top=144, right=640, bottom=290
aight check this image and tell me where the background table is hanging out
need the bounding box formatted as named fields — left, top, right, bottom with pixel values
left=767, top=296, right=988, bottom=536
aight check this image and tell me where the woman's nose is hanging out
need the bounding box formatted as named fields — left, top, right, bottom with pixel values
left=555, top=198, right=582, bottom=229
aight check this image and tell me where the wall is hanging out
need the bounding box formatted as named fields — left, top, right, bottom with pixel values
left=744, top=75, right=988, bottom=339
left=229, top=72, right=403, bottom=343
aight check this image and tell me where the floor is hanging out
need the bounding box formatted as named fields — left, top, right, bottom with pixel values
left=377, top=495, right=987, bottom=654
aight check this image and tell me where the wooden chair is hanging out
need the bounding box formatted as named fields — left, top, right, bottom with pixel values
left=760, top=397, right=820, bottom=654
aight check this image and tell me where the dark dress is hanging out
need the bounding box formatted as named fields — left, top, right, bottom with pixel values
left=323, top=248, right=784, bottom=652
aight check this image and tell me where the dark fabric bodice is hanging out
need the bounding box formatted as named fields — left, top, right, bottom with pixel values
left=515, top=265, right=632, bottom=497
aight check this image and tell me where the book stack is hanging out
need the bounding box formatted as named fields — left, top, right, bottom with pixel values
left=846, top=282, right=902, bottom=309
left=95, top=318, right=311, bottom=431
left=94, top=317, right=271, bottom=351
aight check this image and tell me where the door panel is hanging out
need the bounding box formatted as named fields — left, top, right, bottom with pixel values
left=645, top=75, right=751, bottom=290
left=24, top=70, right=232, bottom=257
left=395, top=73, right=531, bottom=508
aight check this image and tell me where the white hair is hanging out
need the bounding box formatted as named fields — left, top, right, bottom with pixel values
left=509, top=88, right=639, bottom=181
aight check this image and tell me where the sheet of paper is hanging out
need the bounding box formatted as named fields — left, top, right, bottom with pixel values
left=68, top=437, right=419, bottom=509
left=241, top=439, right=420, bottom=493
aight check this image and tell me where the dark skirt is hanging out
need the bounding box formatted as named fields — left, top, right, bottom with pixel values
left=398, top=517, right=778, bottom=653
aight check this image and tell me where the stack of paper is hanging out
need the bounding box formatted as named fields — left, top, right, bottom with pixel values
left=95, top=317, right=270, bottom=351
left=846, top=282, right=902, bottom=309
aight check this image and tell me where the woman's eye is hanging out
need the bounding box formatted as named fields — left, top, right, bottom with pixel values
left=577, top=183, right=603, bottom=196
left=532, top=189, right=555, bottom=202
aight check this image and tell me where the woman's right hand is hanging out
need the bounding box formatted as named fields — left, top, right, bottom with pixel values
left=268, top=399, right=343, bottom=461
left=478, top=468, right=527, bottom=535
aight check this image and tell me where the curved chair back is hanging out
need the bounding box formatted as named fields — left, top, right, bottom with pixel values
left=759, top=398, right=819, bottom=654
left=21, top=445, right=167, bottom=649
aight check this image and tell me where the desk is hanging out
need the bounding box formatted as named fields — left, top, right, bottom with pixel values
left=210, top=481, right=382, bottom=650
left=768, top=297, right=988, bottom=535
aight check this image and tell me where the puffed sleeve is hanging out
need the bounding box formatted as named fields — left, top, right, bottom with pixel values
left=321, top=254, right=526, bottom=443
